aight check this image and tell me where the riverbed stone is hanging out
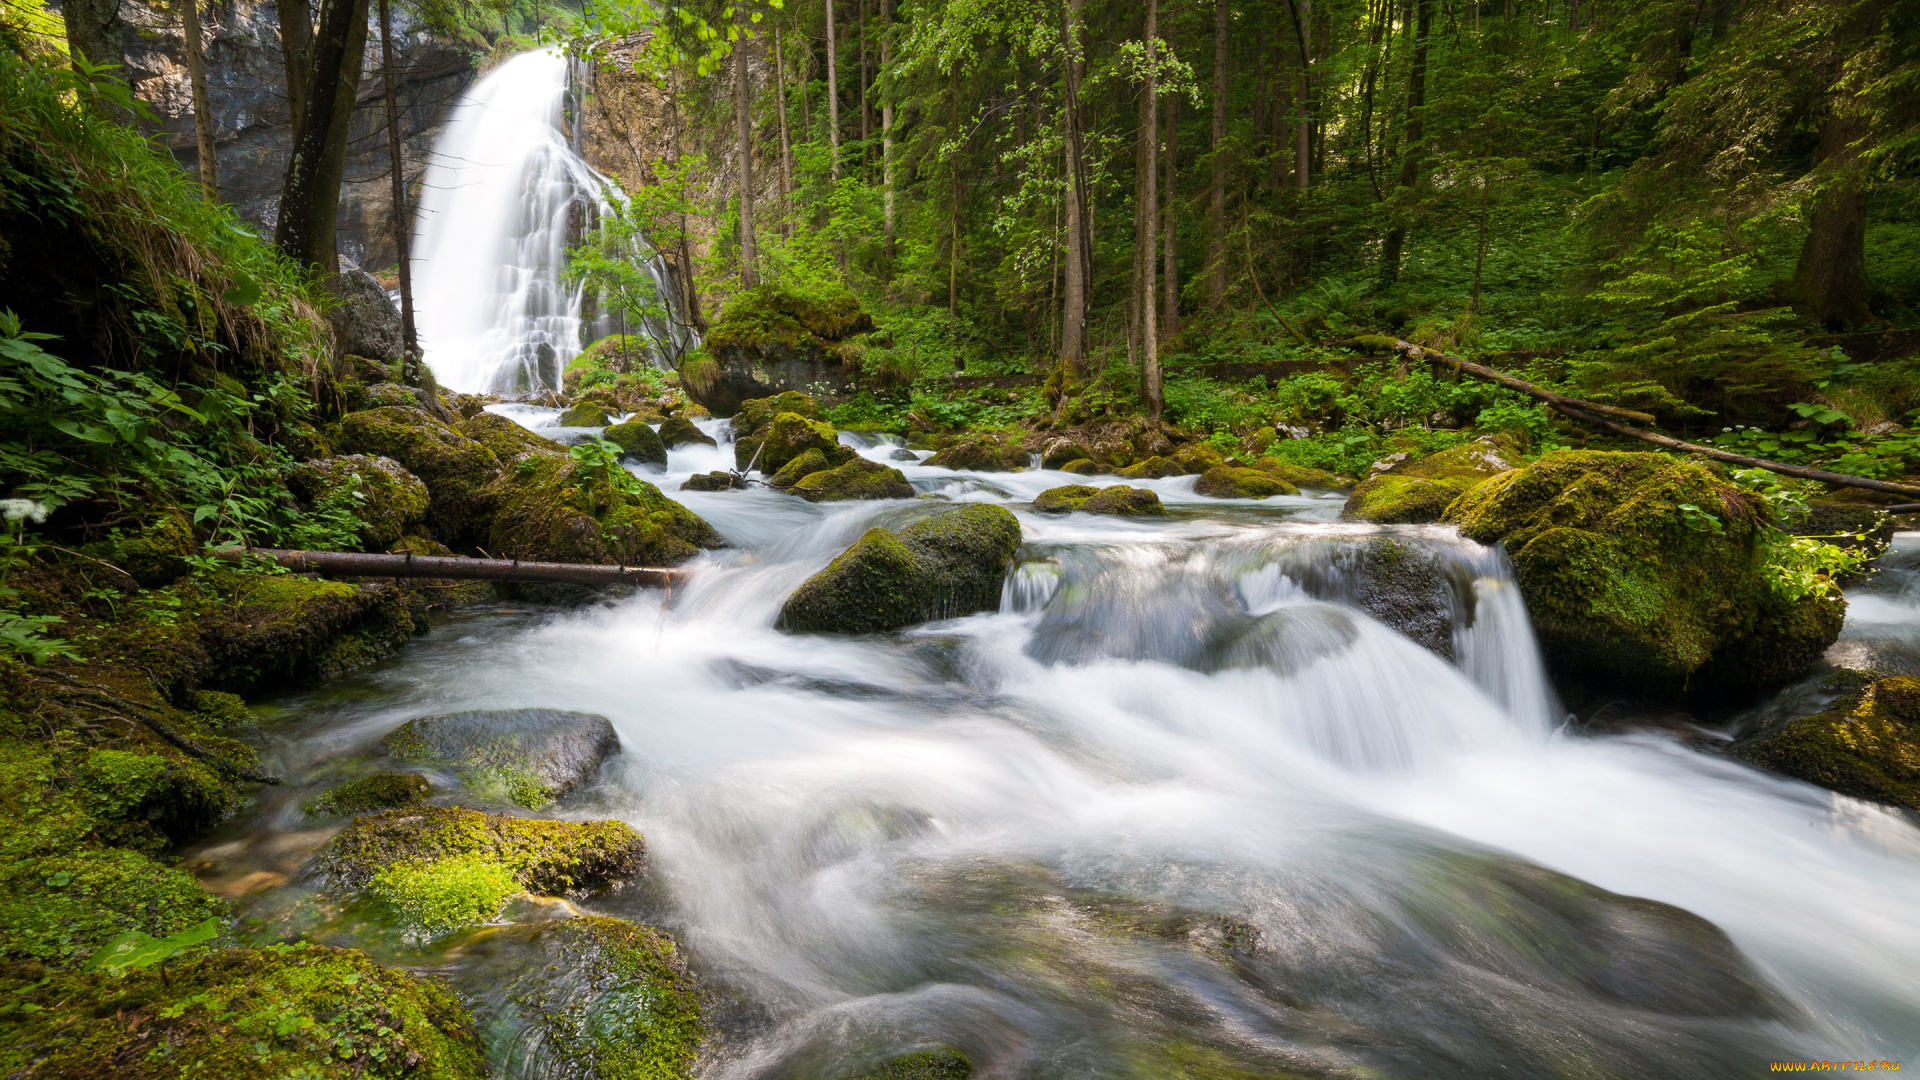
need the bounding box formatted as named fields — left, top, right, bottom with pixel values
left=658, top=414, right=717, bottom=449
left=843, top=1050, right=974, bottom=1080
left=925, top=434, right=1028, bottom=472
left=558, top=401, right=614, bottom=427
left=682, top=471, right=743, bottom=492
left=291, top=454, right=430, bottom=550
left=381, top=708, right=619, bottom=809
left=604, top=418, right=669, bottom=467
left=335, top=406, right=504, bottom=548
left=304, top=772, right=432, bottom=818
left=777, top=504, right=1023, bottom=634
left=1116, top=455, right=1185, bottom=480
left=460, top=411, right=562, bottom=463
left=1445, top=450, right=1845, bottom=701
left=1345, top=435, right=1519, bottom=523
left=791, top=457, right=916, bottom=502
left=1033, top=484, right=1163, bottom=516
left=751, top=413, right=853, bottom=476
left=1194, top=466, right=1298, bottom=499
left=484, top=452, right=722, bottom=567
left=318, top=805, right=644, bottom=895
left=770, top=447, right=832, bottom=490
left=1736, top=676, right=1920, bottom=809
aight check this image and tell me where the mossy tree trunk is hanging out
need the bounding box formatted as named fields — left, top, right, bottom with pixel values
left=734, top=5, right=759, bottom=287
left=1059, top=0, right=1091, bottom=376
left=180, top=0, right=217, bottom=199
left=1377, top=0, right=1431, bottom=288
left=275, top=0, right=313, bottom=142
left=1135, top=0, right=1163, bottom=421
left=60, top=0, right=122, bottom=76
left=1789, top=1, right=1884, bottom=330
left=1206, top=0, right=1229, bottom=309
left=275, top=0, right=370, bottom=272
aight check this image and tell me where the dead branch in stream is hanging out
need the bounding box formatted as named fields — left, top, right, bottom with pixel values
left=1366, top=338, right=1920, bottom=501
left=212, top=547, right=691, bottom=588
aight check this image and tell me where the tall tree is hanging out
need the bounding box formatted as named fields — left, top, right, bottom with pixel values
left=377, top=0, right=418, bottom=364
left=276, top=0, right=312, bottom=141
left=880, top=0, right=895, bottom=261
left=775, top=21, right=795, bottom=233
left=734, top=5, right=759, bottom=286
left=1377, top=0, right=1432, bottom=287
left=1790, top=0, right=1887, bottom=328
left=275, top=0, right=370, bottom=271
left=1059, top=0, right=1091, bottom=375
left=180, top=0, right=217, bottom=199
left=59, top=0, right=123, bottom=75
left=1137, top=0, right=1163, bottom=420
left=1291, top=0, right=1310, bottom=193
left=1206, top=0, right=1228, bottom=308
left=826, top=0, right=841, bottom=180
left=1162, top=94, right=1178, bottom=339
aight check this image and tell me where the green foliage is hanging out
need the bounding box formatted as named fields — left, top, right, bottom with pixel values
left=84, top=917, right=220, bottom=975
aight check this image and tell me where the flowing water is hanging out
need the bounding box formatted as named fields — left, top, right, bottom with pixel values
left=190, top=417, right=1920, bottom=1079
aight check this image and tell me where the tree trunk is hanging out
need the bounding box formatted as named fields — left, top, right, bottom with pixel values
left=1207, top=0, right=1228, bottom=309
left=825, top=0, right=841, bottom=180
left=180, top=0, right=218, bottom=198
left=1789, top=0, right=1885, bottom=329
left=949, top=65, right=960, bottom=320
left=858, top=0, right=870, bottom=172
left=880, top=0, right=895, bottom=261
left=60, top=0, right=123, bottom=74
left=1060, top=0, right=1090, bottom=376
left=775, top=22, right=795, bottom=235
left=734, top=8, right=759, bottom=287
left=276, top=0, right=312, bottom=139
left=1292, top=0, right=1310, bottom=194
left=1162, top=94, right=1178, bottom=340
left=275, top=0, right=370, bottom=272
left=377, top=0, right=418, bottom=364
left=1138, top=0, right=1162, bottom=421
left=1377, top=0, right=1431, bottom=287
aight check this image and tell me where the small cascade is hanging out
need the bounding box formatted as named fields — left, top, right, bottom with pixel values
left=411, top=48, right=689, bottom=395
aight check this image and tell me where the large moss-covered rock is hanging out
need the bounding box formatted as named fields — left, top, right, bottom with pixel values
left=485, top=453, right=721, bottom=567
left=791, top=457, right=916, bottom=502
left=474, top=916, right=704, bottom=1080
left=461, top=411, right=562, bottom=462
left=748, top=412, right=852, bottom=475
left=558, top=401, right=614, bottom=427
left=698, top=286, right=873, bottom=413
left=336, top=406, right=503, bottom=547
left=769, top=447, right=832, bottom=490
left=1345, top=436, right=1519, bottom=523
left=1033, top=485, right=1164, bottom=516
left=1116, top=455, right=1184, bottom=480
left=925, top=434, right=1028, bottom=472
left=658, top=414, right=717, bottom=449
left=0, top=944, right=486, bottom=1079
left=604, top=418, right=669, bottom=467
left=304, top=772, right=431, bottom=818
left=204, top=572, right=420, bottom=691
left=291, top=454, right=430, bottom=550
left=318, top=805, right=644, bottom=895
left=1194, top=466, right=1298, bottom=499
left=1255, top=458, right=1351, bottom=489
left=777, top=505, right=1023, bottom=634
left=1169, top=442, right=1228, bottom=475
left=1736, top=676, right=1920, bottom=809
left=1445, top=450, right=1845, bottom=700
left=382, top=709, right=619, bottom=810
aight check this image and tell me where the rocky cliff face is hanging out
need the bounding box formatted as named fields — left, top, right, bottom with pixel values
left=106, top=0, right=475, bottom=270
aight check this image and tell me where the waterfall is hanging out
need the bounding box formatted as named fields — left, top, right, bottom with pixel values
left=411, top=48, right=689, bottom=395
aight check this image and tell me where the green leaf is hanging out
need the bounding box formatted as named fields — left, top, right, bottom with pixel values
left=222, top=270, right=261, bottom=308
left=84, top=917, right=220, bottom=975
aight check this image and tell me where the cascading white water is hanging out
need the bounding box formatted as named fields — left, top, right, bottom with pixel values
left=201, top=432, right=1920, bottom=1077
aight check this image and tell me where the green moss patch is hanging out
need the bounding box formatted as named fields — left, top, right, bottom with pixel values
left=291, top=455, right=430, bottom=551
left=485, top=452, right=721, bottom=567
left=605, top=419, right=669, bottom=467
left=335, top=406, right=504, bottom=547
left=790, top=457, right=916, bottom=502
left=925, top=434, right=1029, bottom=472
left=369, top=853, right=522, bottom=938
left=843, top=1050, right=974, bottom=1080
left=461, top=411, right=562, bottom=463
left=0, top=846, right=228, bottom=969
left=204, top=571, right=421, bottom=692
left=1033, top=485, right=1164, bottom=516
left=319, top=805, right=644, bottom=895
left=778, top=504, right=1023, bottom=634
left=1737, top=677, right=1920, bottom=809
left=1116, top=455, right=1185, bottom=480
left=1344, top=435, right=1519, bottom=523
left=749, top=412, right=852, bottom=475
left=304, top=772, right=432, bottom=818
left=1194, top=467, right=1298, bottom=499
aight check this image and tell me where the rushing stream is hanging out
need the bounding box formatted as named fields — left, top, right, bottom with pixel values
left=187, top=413, right=1920, bottom=1078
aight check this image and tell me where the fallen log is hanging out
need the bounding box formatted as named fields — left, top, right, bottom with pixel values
left=1375, top=338, right=1920, bottom=501
left=212, top=547, right=690, bottom=587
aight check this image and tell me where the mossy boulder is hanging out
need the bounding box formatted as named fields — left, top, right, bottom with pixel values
left=304, top=772, right=432, bottom=818
left=750, top=412, right=853, bottom=475
left=1169, top=442, right=1228, bottom=475
left=843, top=1050, right=974, bottom=1080
left=1194, top=466, right=1298, bottom=499
left=204, top=572, right=420, bottom=692
left=318, top=805, right=644, bottom=895
left=1445, top=450, right=1845, bottom=700
left=658, top=414, right=717, bottom=449
left=1255, top=458, right=1351, bottom=489
left=0, top=943, right=485, bottom=1079
left=777, top=504, right=1023, bottom=634
left=558, top=401, right=615, bottom=427
left=681, top=471, right=743, bottom=492
left=1116, top=455, right=1185, bottom=480
left=1033, top=485, right=1163, bottom=516
left=1039, top=437, right=1092, bottom=469
left=732, top=391, right=821, bottom=442
left=1059, top=458, right=1102, bottom=476
left=381, top=709, right=619, bottom=810
left=336, top=406, right=503, bottom=547
left=698, top=286, right=874, bottom=413
left=485, top=452, right=722, bottom=567
left=791, top=457, right=916, bottom=502
left=475, top=916, right=704, bottom=1080
left=0, top=846, right=228, bottom=969
left=603, top=418, right=669, bottom=468
left=291, top=454, right=430, bottom=550
left=108, top=511, right=198, bottom=587
left=925, top=434, right=1028, bottom=472
left=1344, top=436, right=1519, bottom=523
left=460, top=411, right=562, bottom=463
left=769, top=447, right=832, bottom=490
left=1736, top=676, right=1920, bottom=809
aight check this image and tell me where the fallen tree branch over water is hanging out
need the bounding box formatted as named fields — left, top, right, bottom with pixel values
left=212, top=547, right=690, bottom=587
left=1364, top=337, right=1920, bottom=501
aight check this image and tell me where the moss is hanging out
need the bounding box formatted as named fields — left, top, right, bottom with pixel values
left=731, top=391, right=821, bottom=443
left=380, top=709, right=618, bottom=811
left=0, top=943, right=485, bottom=1079
left=1040, top=438, right=1092, bottom=469
left=769, top=447, right=832, bottom=490
left=205, top=571, right=420, bottom=692
left=461, top=411, right=562, bottom=463
left=491, top=915, right=705, bottom=1080
left=108, top=510, right=197, bottom=587
left=1034, top=485, right=1163, bottom=516
left=843, top=1050, right=974, bottom=1080
left=791, top=458, right=916, bottom=502
left=304, top=772, right=432, bottom=818
left=1169, top=442, right=1227, bottom=475
left=336, top=407, right=503, bottom=547
left=778, top=504, right=1023, bottom=634
left=748, top=412, right=850, bottom=475
left=369, top=853, right=522, bottom=938
left=1193, top=467, right=1298, bottom=499
left=924, top=434, right=1029, bottom=472
left=291, top=455, right=431, bottom=551
left=78, top=748, right=236, bottom=840
left=1116, top=455, right=1184, bottom=480
left=1060, top=458, right=1102, bottom=476
left=186, top=689, right=250, bottom=729
left=1253, top=458, right=1350, bottom=489
left=1445, top=450, right=1842, bottom=700
left=604, top=419, right=669, bottom=468
left=1344, top=435, right=1520, bottom=523
left=319, top=805, right=644, bottom=895
left=1737, top=677, right=1920, bottom=809
left=705, top=284, right=874, bottom=355
left=0, top=846, right=228, bottom=969
left=657, top=415, right=716, bottom=450
left=485, top=452, right=722, bottom=567
left=559, top=401, right=615, bottom=427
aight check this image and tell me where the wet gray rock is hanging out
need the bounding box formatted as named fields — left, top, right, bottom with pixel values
left=324, top=259, right=403, bottom=364
left=1350, top=537, right=1460, bottom=660
left=889, top=447, right=921, bottom=462
left=381, top=708, right=619, bottom=809
left=777, top=504, right=1023, bottom=634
